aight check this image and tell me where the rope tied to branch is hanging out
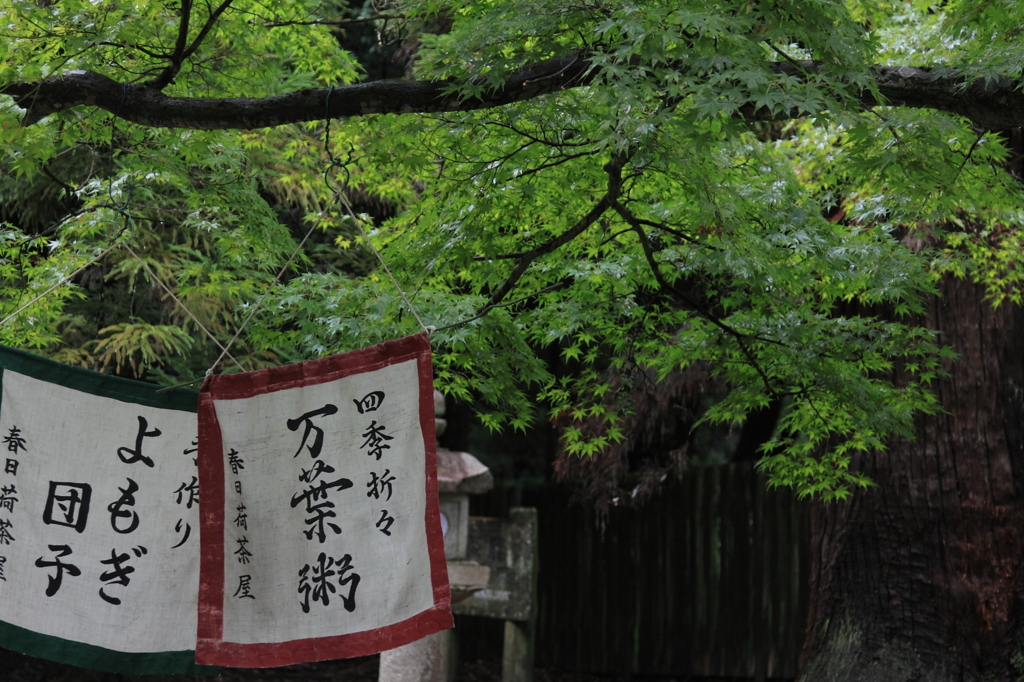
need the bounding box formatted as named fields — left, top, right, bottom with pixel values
left=322, top=85, right=434, bottom=337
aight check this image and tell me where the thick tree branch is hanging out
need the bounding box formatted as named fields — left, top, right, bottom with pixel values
left=2, top=52, right=592, bottom=128
left=3, top=55, right=1024, bottom=129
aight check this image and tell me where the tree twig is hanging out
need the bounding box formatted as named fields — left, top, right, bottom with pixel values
left=432, top=281, right=569, bottom=333
left=611, top=198, right=780, bottom=397
left=266, top=13, right=403, bottom=28
left=146, top=0, right=234, bottom=91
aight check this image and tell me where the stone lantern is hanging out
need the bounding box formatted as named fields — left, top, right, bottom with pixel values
left=377, top=391, right=493, bottom=682
left=435, top=389, right=493, bottom=597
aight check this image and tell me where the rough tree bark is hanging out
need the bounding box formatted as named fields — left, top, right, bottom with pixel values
left=800, top=275, right=1024, bottom=681
left=3, top=58, right=1024, bottom=130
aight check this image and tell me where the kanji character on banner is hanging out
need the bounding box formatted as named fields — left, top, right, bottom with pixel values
left=0, top=344, right=209, bottom=675
left=197, top=333, right=451, bottom=667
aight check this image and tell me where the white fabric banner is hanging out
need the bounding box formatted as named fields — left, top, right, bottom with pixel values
left=196, top=334, right=451, bottom=667
left=0, top=348, right=205, bottom=674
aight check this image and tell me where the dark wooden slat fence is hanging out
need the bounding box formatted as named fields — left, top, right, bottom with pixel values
left=459, top=463, right=811, bottom=679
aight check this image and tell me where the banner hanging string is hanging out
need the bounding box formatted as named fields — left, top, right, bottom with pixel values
left=162, top=222, right=318, bottom=389
left=0, top=87, right=247, bottom=388
left=0, top=242, right=122, bottom=328
left=1, top=87, right=134, bottom=328
left=106, top=89, right=253, bottom=379
left=204, top=221, right=319, bottom=376
left=122, top=243, right=245, bottom=372
left=323, top=86, right=433, bottom=337
left=109, top=83, right=134, bottom=218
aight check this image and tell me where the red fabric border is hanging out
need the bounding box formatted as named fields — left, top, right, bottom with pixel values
left=201, top=334, right=434, bottom=400
left=197, top=386, right=227, bottom=645
left=417, top=348, right=453, bottom=622
left=197, top=605, right=454, bottom=667
left=196, top=334, right=452, bottom=667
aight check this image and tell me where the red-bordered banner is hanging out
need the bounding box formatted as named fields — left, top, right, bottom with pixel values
left=196, top=334, right=451, bottom=667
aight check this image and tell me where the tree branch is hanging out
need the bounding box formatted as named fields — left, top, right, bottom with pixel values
left=1, top=51, right=592, bottom=127
left=3, top=55, right=1024, bottom=130
left=146, top=0, right=193, bottom=91
left=611, top=198, right=780, bottom=397
left=146, top=0, right=234, bottom=91
left=265, top=13, right=404, bottom=28
left=479, top=152, right=631, bottom=309
left=485, top=193, right=614, bottom=307
left=181, top=0, right=234, bottom=64
left=433, top=281, right=569, bottom=333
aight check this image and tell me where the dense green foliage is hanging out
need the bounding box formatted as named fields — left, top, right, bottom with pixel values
left=0, top=0, right=1021, bottom=499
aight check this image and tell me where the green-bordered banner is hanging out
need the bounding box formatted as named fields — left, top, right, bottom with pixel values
left=0, top=344, right=215, bottom=674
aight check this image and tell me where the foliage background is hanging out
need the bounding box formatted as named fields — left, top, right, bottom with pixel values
left=1, top=0, right=1021, bottom=500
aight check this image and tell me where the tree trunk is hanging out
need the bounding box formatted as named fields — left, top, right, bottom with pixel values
left=800, top=276, right=1024, bottom=682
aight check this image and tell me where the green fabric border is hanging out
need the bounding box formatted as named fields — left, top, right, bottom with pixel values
left=0, top=619, right=219, bottom=675
left=0, top=346, right=207, bottom=674
left=0, top=344, right=197, bottom=413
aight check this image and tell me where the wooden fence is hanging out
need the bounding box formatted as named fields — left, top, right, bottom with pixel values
left=458, top=463, right=811, bottom=679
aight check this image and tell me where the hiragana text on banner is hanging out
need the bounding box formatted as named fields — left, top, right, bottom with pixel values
left=0, top=345, right=207, bottom=675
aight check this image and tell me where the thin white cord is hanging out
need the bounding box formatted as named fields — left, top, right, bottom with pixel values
left=207, top=221, right=319, bottom=375
left=336, top=191, right=431, bottom=336
left=123, top=243, right=245, bottom=372
left=0, top=242, right=121, bottom=327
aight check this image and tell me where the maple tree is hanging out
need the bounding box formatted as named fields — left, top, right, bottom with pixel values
left=3, top=1, right=1024, bottom=678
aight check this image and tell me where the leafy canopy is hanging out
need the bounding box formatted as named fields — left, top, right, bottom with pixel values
left=0, top=0, right=1020, bottom=499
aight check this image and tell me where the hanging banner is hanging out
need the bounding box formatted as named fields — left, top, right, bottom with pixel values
left=0, top=345, right=211, bottom=674
left=196, top=333, right=451, bottom=667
